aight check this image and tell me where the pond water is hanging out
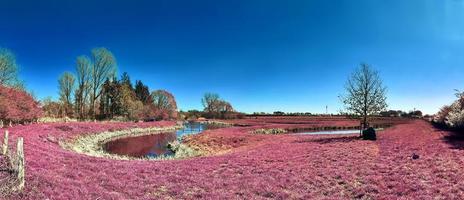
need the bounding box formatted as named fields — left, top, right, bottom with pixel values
left=297, top=128, right=383, bottom=135
left=104, top=122, right=208, bottom=158
left=297, top=129, right=362, bottom=135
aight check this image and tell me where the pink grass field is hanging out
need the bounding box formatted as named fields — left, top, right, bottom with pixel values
left=2, top=118, right=464, bottom=199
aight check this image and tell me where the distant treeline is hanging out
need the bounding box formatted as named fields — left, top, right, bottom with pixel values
left=249, top=111, right=314, bottom=116
left=379, top=110, right=423, bottom=118
left=246, top=110, right=423, bottom=118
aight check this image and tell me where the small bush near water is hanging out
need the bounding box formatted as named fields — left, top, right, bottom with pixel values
left=166, top=140, right=200, bottom=159
left=251, top=128, right=287, bottom=135
left=200, top=121, right=232, bottom=129
left=362, top=127, right=376, bottom=140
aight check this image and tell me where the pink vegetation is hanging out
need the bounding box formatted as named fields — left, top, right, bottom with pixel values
left=0, top=86, right=42, bottom=123
left=2, top=119, right=464, bottom=199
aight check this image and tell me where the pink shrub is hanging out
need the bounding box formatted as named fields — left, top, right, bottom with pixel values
left=0, top=85, right=42, bottom=123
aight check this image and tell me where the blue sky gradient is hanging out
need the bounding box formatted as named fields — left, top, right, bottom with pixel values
left=1, top=0, right=464, bottom=114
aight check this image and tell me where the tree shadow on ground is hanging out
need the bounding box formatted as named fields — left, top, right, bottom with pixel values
left=442, top=130, right=464, bottom=150
left=294, top=135, right=360, bottom=144
left=433, top=123, right=464, bottom=150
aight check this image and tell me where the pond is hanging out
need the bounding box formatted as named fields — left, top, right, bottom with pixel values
left=104, top=122, right=209, bottom=158
left=297, top=129, right=382, bottom=135
left=297, top=129, right=361, bottom=135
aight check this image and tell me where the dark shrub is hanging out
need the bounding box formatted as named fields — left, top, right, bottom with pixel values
left=362, top=127, right=376, bottom=140
left=55, top=125, right=73, bottom=132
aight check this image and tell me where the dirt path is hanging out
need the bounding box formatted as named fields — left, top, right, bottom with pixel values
left=375, top=120, right=464, bottom=199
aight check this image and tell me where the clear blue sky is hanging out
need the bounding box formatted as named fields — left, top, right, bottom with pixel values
left=1, top=0, right=463, bottom=114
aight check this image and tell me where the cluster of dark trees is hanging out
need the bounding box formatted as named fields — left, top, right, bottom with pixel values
left=98, top=73, right=177, bottom=121
left=45, top=47, right=177, bottom=121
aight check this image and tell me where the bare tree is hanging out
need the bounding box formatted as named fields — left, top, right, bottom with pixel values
left=201, top=93, right=220, bottom=113
left=340, top=63, right=387, bottom=130
left=0, top=48, right=20, bottom=87
left=151, top=90, right=178, bottom=120
left=75, top=56, right=92, bottom=120
left=58, top=72, right=75, bottom=117
left=218, top=100, right=234, bottom=113
left=201, top=93, right=236, bottom=119
left=41, top=97, right=63, bottom=118
left=90, top=47, right=117, bottom=119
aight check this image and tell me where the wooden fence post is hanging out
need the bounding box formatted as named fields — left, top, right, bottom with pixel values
left=16, top=137, right=25, bottom=191
left=2, top=130, right=8, bottom=155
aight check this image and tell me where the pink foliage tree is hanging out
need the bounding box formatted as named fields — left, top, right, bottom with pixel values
left=0, top=85, right=42, bottom=123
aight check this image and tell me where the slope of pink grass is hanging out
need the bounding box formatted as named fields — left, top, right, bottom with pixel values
left=2, top=119, right=464, bottom=199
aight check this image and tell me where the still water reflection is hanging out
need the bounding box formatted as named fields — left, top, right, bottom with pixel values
left=104, top=122, right=208, bottom=158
